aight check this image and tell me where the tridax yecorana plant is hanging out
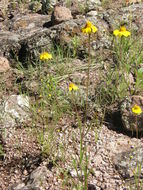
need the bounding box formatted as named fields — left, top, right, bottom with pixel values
left=12, top=16, right=143, bottom=189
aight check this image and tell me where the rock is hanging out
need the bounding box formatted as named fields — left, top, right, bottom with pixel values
left=113, top=146, right=143, bottom=186
left=0, top=14, right=52, bottom=62
left=66, top=0, right=81, bottom=15
left=0, top=5, right=108, bottom=62
left=0, top=31, right=20, bottom=58
left=27, top=166, right=48, bottom=187
left=51, top=6, right=73, bottom=25
left=10, top=13, right=51, bottom=34
left=1, top=14, right=108, bottom=62
left=87, top=11, right=98, bottom=17
left=0, top=2, right=143, bottom=64
left=9, top=166, right=48, bottom=190
left=85, top=0, right=101, bottom=10
left=50, top=17, right=110, bottom=57
left=121, top=95, right=143, bottom=132
left=0, top=57, right=10, bottom=72
left=0, top=95, right=30, bottom=128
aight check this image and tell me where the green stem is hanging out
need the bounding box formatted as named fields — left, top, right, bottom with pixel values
left=136, top=116, right=138, bottom=139
left=85, top=34, right=91, bottom=120
left=119, top=37, right=123, bottom=70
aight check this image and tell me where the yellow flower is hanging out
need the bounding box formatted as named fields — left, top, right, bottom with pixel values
left=82, top=21, right=98, bottom=34
left=40, top=52, right=52, bottom=60
left=132, top=105, right=142, bottom=115
left=69, top=83, right=79, bottom=91
left=113, top=26, right=131, bottom=37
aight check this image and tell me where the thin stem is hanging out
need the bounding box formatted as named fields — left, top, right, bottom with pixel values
left=119, top=37, right=123, bottom=70
left=85, top=34, right=91, bottom=120
left=136, top=116, right=138, bottom=139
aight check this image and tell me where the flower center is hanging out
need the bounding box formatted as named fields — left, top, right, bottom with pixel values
left=120, top=26, right=126, bottom=32
left=86, top=21, right=92, bottom=28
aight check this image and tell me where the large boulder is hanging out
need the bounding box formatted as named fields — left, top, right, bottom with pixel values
left=121, top=95, right=143, bottom=132
left=0, top=31, right=20, bottom=58
left=113, top=146, right=143, bottom=189
left=0, top=95, right=30, bottom=128
left=1, top=3, right=143, bottom=63
left=0, top=12, right=110, bottom=62
left=0, top=14, right=52, bottom=62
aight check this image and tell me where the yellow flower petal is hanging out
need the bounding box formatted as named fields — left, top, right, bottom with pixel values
left=113, top=29, right=120, bottom=36
left=40, top=52, right=52, bottom=60
left=82, top=21, right=98, bottom=34
left=113, top=26, right=131, bottom=37
left=82, top=27, right=91, bottom=33
left=122, top=31, right=131, bottom=37
left=132, top=105, right=142, bottom=115
left=91, top=25, right=98, bottom=33
left=69, top=83, right=79, bottom=91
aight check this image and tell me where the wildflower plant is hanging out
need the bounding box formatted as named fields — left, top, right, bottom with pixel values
left=64, top=20, right=99, bottom=190
left=113, top=25, right=131, bottom=69
left=81, top=20, right=98, bottom=119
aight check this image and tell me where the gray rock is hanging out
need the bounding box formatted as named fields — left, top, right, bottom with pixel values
left=0, top=14, right=52, bottom=62
left=0, top=95, right=30, bottom=128
left=1, top=3, right=143, bottom=64
left=0, top=31, right=20, bottom=58
left=87, top=10, right=98, bottom=17
left=114, top=146, right=143, bottom=188
left=121, top=95, right=143, bottom=132
left=85, top=0, right=101, bottom=10
left=10, top=14, right=51, bottom=33
left=0, top=12, right=111, bottom=62
left=27, top=166, right=47, bottom=187
left=9, top=166, right=48, bottom=190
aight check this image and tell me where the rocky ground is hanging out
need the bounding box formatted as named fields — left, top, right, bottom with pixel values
left=1, top=0, right=143, bottom=190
